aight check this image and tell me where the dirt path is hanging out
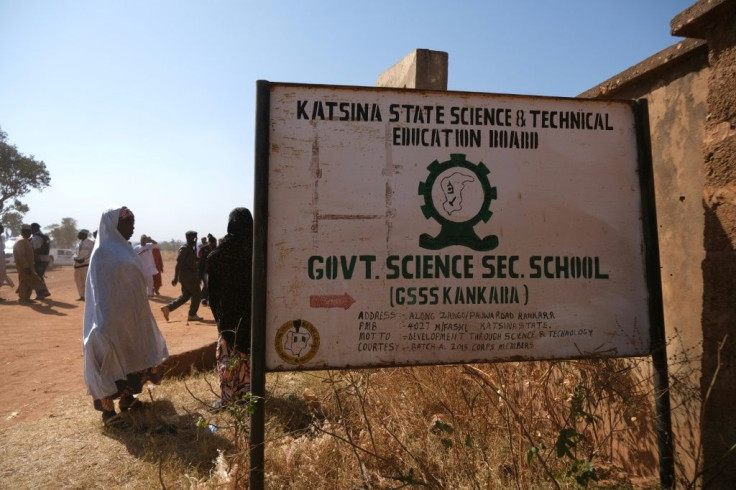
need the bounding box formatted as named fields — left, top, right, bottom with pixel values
left=0, top=258, right=217, bottom=428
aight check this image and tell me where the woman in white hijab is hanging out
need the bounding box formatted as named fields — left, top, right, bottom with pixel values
left=83, top=206, right=168, bottom=423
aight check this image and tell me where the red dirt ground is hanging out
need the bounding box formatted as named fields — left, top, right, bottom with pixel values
left=0, top=258, right=217, bottom=429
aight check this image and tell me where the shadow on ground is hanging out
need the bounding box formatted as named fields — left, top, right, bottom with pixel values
left=102, top=399, right=233, bottom=472
left=266, top=393, right=325, bottom=438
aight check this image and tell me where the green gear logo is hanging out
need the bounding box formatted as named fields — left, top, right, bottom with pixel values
left=418, top=153, right=498, bottom=251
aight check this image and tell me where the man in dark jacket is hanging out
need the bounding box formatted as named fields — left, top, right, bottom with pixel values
left=207, top=208, right=253, bottom=405
left=30, top=222, right=51, bottom=279
left=198, top=233, right=217, bottom=306
left=161, top=230, right=203, bottom=322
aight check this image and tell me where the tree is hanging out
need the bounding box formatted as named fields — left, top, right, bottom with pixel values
left=1, top=210, right=25, bottom=237
left=45, top=217, right=79, bottom=249
left=0, top=127, right=51, bottom=234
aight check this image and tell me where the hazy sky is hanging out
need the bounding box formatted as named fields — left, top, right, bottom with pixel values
left=1, top=0, right=694, bottom=242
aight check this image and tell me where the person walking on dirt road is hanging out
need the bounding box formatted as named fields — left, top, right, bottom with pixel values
left=82, top=206, right=169, bottom=424
left=73, top=229, right=94, bottom=301
left=13, top=224, right=49, bottom=304
left=30, top=222, right=51, bottom=280
left=161, top=230, right=203, bottom=322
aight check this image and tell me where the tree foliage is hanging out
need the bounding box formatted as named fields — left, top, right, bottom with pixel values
left=0, top=127, right=51, bottom=234
left=1, top=210, right=25, bottom=237
left=45, top=217, right=79, bottom=249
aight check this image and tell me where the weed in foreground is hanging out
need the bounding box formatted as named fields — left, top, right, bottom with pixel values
left=195, top=360, right=660, bottom=489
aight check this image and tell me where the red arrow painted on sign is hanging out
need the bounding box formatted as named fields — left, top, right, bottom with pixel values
left=310, top=293, right=356, bottom=310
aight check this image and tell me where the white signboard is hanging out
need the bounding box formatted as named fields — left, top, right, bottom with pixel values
left=262, top=83, right=651, bottom=371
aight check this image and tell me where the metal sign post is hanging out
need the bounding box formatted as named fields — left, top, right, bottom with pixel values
left=635, top=99, right=674, bottom=489
left=250, top=80, right=270, bottom=490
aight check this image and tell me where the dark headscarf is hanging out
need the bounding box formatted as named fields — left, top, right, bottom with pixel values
left=208, top=207, right=253, bottom=351
left=227, top=207, right=253, bottom=235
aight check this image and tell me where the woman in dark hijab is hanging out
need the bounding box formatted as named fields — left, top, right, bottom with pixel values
left=207, top=207, right=253, bottom=405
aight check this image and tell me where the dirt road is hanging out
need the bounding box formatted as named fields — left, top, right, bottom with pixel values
left=0, top=258, right=217, bottom=428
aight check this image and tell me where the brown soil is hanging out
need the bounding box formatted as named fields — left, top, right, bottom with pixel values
left=0, top=258, right=217, bottom=429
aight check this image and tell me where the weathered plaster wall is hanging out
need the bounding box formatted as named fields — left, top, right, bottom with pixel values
left=583, top=0, right=736, bottom=485
left=582, top=38, right=710, bottom=482
left=648, top=68, right=709, bottom=483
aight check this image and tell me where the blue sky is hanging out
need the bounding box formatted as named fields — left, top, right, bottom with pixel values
left=1, top=0, right=695, bottom=241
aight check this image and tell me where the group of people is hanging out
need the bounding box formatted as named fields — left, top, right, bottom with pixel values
left=81, top=206, right=253, bottom=423
left=0, top=222, right=52, bottom=303
left=0, top=224, right=95, bottom=303
left=2, top=209, right=254, bottom=423
left=137, top=230, right=215, bottom=323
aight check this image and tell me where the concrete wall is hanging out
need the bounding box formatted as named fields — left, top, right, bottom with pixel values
left=582, top=0, right=736, bottom=485
left=376, top=49, right=448, bottom=90
left=582, top=37, right=710, bottom=483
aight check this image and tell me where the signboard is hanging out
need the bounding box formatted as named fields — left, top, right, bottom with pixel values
left=259, top=82, right=653, bottom=371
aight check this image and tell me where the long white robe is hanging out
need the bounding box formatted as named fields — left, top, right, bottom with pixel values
left=83, top=208, right=168, bottom=400
left=134, top=243, right=157, bottom=296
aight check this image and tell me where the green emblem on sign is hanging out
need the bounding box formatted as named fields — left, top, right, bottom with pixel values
left=418, top=153, right=498, bottom=251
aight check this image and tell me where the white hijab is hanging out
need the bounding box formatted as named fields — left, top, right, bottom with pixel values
left=83, top=207, right=168, bottom=399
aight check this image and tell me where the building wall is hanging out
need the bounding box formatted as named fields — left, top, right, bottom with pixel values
left=582, top=0, right=736, bottom=485
left=582, top=40, right=710, bottom=481
left=696, top=6, right=736, bottom=487
left=646, top=66, right=709, bottom=484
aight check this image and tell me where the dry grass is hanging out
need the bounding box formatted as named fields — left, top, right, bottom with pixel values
left=1, top=360, right=663, bottom=489
left=255, top=361, right=659, bottom=489
left=0, top=372, right=231, bottom=489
